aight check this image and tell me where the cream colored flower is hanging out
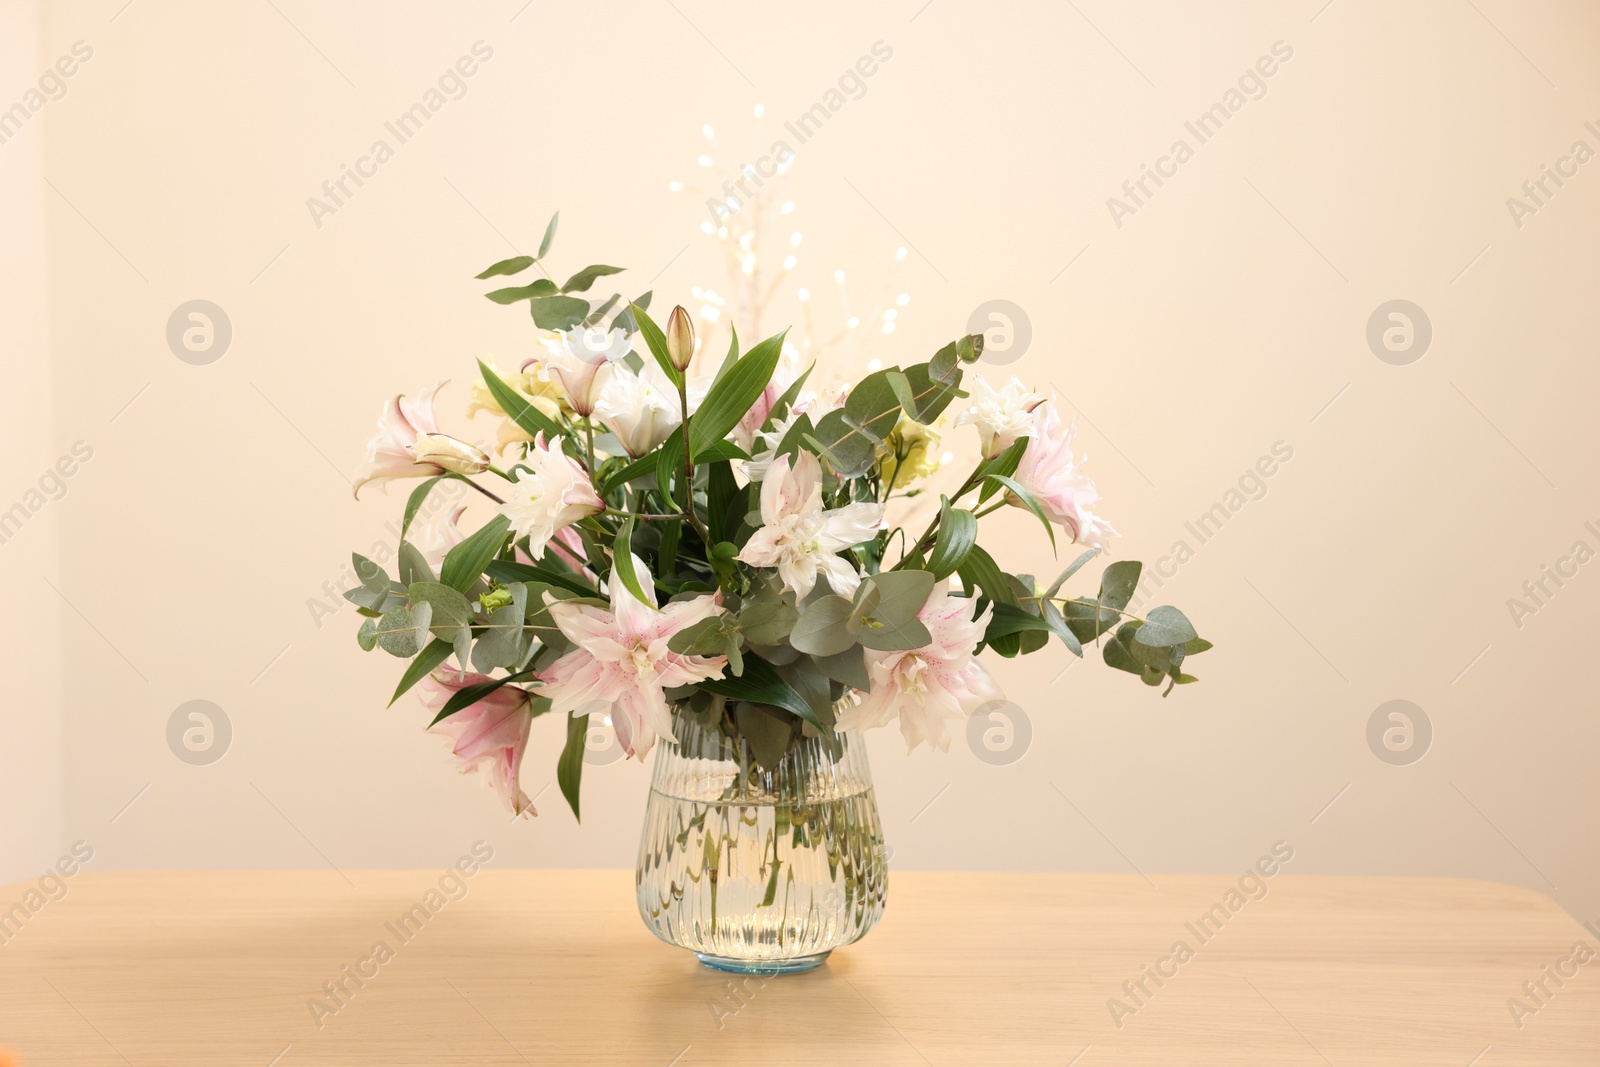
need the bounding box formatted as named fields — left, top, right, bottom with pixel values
left=879, top=414, right=944, bottom=487
left=469, top=358, right=570, bottom=451
left=954, top=375, right=1044, bottom=458
left=497, top=434, right=605, bottom=558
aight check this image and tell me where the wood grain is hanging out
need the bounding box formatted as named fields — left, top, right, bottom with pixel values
left=0, top=870, right=1596, bottom=1064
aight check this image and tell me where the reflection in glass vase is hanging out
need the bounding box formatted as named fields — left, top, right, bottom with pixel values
left=635, top=709, right=887, bottom=974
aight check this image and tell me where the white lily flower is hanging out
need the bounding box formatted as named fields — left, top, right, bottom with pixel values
left=497, top=434, right=605, bottom=558
left=736, top=451, right=884, bottom=599
left=954, top=375, right=1045, bottom=457
left=594, top=363, right=691, bottom=458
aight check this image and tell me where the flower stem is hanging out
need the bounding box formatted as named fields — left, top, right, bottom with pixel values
left=460, top=478, right=506, bottom=505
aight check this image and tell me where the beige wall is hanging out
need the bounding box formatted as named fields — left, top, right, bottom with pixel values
left=8, top=0, right=1598, bottom=920
left=1, top=0, right=62, bottom=886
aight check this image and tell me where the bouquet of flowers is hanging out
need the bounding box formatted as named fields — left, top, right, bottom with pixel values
left=347, top=215, right=1210, bottom=821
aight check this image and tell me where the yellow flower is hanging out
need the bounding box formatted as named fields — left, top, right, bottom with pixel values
left=468, top=357, right=570, bottom=451
left=879, top=414, right=944, bottom=487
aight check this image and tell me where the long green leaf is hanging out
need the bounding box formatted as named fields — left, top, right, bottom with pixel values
left=388, top=638, right=455, bottom=706
left=612, top=518, right=653, bottom=606
left=440, top=514, right=511, bottom=592
left=696, top=655, right=821, bottom=730
left=478, top=359, right=563, bottom=441
left=983, top=473, right=1057, bottom=552
left=401, top=476, right=444, bottom=537
left=483, top=559, right=597, bottom=597
left=486, top=279, right=557, bottom=304
left=476, top=255, right=534, bottom=279
left=557, top=713, right=588, bottom=821
left=538, top=211, right=559, bottom=258
left=926, top=496, right=978, bottom=580
left=1046, top=548, right=1100, bottom=597
left=428, top=670, right=536, bottom=726
left=562, top=263, right=625, bottom=294
left=688, top=330, right=788, bottom=459
left=628, top=303, right=685, bottom=388
left=956, top=544, right=1017, bottom=606
left=598, top=438, right=748, bottom=495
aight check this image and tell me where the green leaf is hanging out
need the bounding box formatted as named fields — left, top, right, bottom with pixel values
left=471, top=583, right=531, bottom=672
left=538, top=211, right=559, bottom=259
left=789, top=595, right=857, bottom=656
left=707, top=460, right=738, bottom=544
left=713, top=325, right=740, bottom=386
left=739, top=582, right=799, bottom=645
left=926, top=497, right=978, bottom=581
left=1103, top=622, right=1147, bottom=676
left=408, top=581, right=473, bottom=666
left=689, top=329, right=788, bottom=459
left=844, top=369, right=907, bottom=445
left=985, top=602, right=1058, bottom=640
left=697, top=655, right=821, bottom=730
left=485, top=278, right=558, bottom=304
left=856, top=613, right=931, bottom=651
left=983, top=473, right=1057, bottom=552
left=397, top=541, right=434, bottom=586
left=356, top=617, right=379, bottom=651
left=611, top=519, right=653, bottom=607
left=735, top=703, right=795, bottom=771
left=598, top=437, right=747, bottom=495
left=478, top=359, right=562, bottom=442
left=815, top=645, right=870, bottom=690
left=975, top=438, right=1028, bottom=504
left=529, top=294, right=590, bottom=331
left=562, top=263, right=625, bottom=294
left=609, top=290, right=651, bottom=333
left=894, top=361, right=965, bottom=424
left=483, top=558, right=597, bottom=597
left=864, top=570, right=934, bottom=627
left=1046, top=548, right=1100, bottom=597
left=957, top=544, right=1017, bottom=606
left=1061, top=598, right=1121, bottom=644
left=1098, top=560, right=1142, bottom=613
left=375, top=602, right=433, bottom=658
left=1041, top=598, right=1082, bottom=656
left=353, top=553, right=389, bottom=595
left=557, top=713, right=587, bottom=821
left=476, top=255, right=535, bottom=279
left=806, top=409, right=879, bottom=477
left=428, top=670, right=534, bottom=726
left=1132, top=605, right=1198, bottom=647
left=440, top=514, right=511, bottom=593
left=402, top=477, right=444, bottom=536
left=628, top=303, right=686, bottom=388
left=388, top=638, right=455, bottom=705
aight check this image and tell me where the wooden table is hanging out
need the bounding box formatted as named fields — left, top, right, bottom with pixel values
left=1, top=870, right=1596, bottom=1064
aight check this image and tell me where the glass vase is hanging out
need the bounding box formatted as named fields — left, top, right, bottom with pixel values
left=635, top=708, right=888, bottom=974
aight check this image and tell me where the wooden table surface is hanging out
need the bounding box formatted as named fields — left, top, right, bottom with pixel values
left=1, top=870, right=1596, bottom=1065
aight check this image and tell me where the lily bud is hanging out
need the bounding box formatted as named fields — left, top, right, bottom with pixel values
left=665, top=305, right=696, bottom=371
left=412, top=433, right=490, bottom=475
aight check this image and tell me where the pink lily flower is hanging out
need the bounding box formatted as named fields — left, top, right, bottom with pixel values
left=353, top=380, right=447, bottom=498
left=538, top=553, right=726, bottom=760
left=836, top=581, right=1004, bottom=753
left=422, top=668, right=537, bottom=818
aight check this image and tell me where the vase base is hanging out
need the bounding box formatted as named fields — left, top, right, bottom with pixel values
left=693, top=950, right=831, bottom=975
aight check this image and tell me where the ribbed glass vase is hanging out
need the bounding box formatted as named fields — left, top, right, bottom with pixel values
left=635, top=708, right=888, bottom=974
